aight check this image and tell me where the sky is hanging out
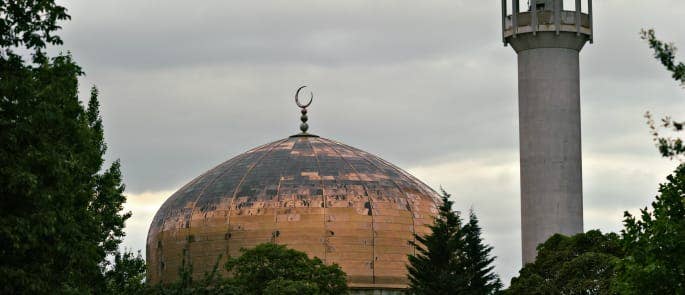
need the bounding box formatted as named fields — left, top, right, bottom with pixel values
left=54, top=0, right=685, bottom=284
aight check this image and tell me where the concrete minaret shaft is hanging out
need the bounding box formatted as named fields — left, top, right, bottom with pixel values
left=502, top=0, right=593, bottom=264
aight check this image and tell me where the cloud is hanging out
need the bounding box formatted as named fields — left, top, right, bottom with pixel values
left=120, top=190, right=173, bottom=254
left=60, top=0, right=498, bottom=69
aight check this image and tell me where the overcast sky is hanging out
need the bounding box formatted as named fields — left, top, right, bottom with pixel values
left=55, top=0, right=685, bottom=284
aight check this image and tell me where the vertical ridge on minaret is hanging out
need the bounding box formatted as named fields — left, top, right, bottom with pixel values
left=502, top=0, right=593, bottom=264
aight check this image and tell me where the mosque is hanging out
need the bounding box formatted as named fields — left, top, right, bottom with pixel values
left=147, top=0, right=593, bottom=293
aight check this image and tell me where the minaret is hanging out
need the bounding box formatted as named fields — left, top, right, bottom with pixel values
left=501, top=0, right=593, bottom=263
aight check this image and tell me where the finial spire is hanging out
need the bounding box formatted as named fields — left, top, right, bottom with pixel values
left=295, top=86, right=313, bottom=134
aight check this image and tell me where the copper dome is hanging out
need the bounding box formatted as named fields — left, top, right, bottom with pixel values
left=146, top=135, right=440, bottom=290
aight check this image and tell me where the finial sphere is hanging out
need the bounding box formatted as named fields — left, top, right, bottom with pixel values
left=295, top=86, right=313, bottom=134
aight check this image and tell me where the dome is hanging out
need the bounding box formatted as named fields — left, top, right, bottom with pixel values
left=147, top=89, right=441, bottom=291
left=147, top=135, right=440, bottom=290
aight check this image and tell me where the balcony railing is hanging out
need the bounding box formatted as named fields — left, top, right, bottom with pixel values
left=501, top=0, right=593, bottom=45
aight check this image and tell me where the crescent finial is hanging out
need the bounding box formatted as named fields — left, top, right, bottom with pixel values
left=294, top=86, right=314, bottom=134
left=295, top=86, right=313, bottom=108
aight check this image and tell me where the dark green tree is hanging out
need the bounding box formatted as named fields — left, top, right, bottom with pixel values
left=613, top=164, right=685, bottom=294
left=223, top=243, right=347, bottom=295
left=147, top=243, right=344, bottom=295
left=407, top=190, right=500, bottom=295
left=506, top=230, right=624, bottom=295
left=0, top=1, right=143, bottom=293
left=0, top=0, right=70, bottom=55
left=104, top=250, right=147, bottom=294
left=0, top=58, right=135, bottom=293
left=263, top=278, right=320, bottom=295
left=462, top=210, right=502, bottom=294
left=147, top=254, right=235, bottom=295
left=407, top=190, right=466, bottom=294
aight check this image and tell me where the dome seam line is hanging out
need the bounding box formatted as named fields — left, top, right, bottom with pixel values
left=320, top=138, right=376, bottom=284
left=374, top=156, right=439, bottom=200
left=272, top=138, right=296, bottom=243
left=226, top=138, right=290, bottom=237
left=185, top=157, right=243, bottom=232
left=336, top=142, right=419, bottom=258
left=305, top=137, right=328, bottom=263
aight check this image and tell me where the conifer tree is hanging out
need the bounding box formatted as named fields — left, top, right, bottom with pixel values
left=407, top=190, right=466, bottom=294
left=462, top=210, right=502, bottom=294
left=407, top=190, right=500, bottom=295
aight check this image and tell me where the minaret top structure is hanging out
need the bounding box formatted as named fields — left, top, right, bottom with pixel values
left=502, top=0, right=593, bottom=48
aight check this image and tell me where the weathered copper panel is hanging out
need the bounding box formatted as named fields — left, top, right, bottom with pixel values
left=146, top=136, right=440, bottom=290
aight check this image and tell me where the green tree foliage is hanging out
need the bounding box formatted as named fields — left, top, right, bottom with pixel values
left=642, top=29, right=685, bottom=159
left=641, top=29, right=685, bottom=86
left=505, top=230, right=624, bottom=295
left=147, top=243, right=346, bottom=295
left=407, top=191, right=467, bottom=294
left=0, top=0, right=70, bottom=54
left=104, top=250, right=147, bottom=295
left=0, top=1, right=144, bottom=293
left=613, top=165, right=685, bottom=294
left=462, top=211, right=502, bottom=294
left=407, top=190, right=500, bottom=295
left=223, top=243, right=347, bottom=295
left=263, top=278, right=320, bottom=295
left=0, top=55, right=136, bottom=293
left=147, top=254, right=233, bottom=295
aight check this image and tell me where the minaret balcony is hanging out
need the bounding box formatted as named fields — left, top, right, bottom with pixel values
left=501, top=0, right=594, bottom=46
left=504, top=10, right=591, bottom=37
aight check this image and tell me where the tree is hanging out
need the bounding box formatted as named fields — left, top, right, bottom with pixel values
left=104, top=250, right=147, bottom=294
left=613, top=165, right=685, bottom=294
left=642, top=29, right=685, bottom=160
left=146, top=243, right=345, bottom=295
left=407, top=190, right=500, bottom=295
left=0, top=58, right=135, bottom=293
left=0, top=1, right=143, bottom=293
left=641, top=29, right=685, bottom=87
left=263, top=278, right=320, bottom=295
left=505, top=230, right=623, bottom=295
left=0, top=0, right=70, bottom=56
left=147, top=254, right=235, bottom=295
left=407, top=190, right=466, bottom=294
left=223, top=243, right=347, bottom=295
left=608, top=28, right=685, bottom=295
left=462, top=210, right=502, bottom=294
